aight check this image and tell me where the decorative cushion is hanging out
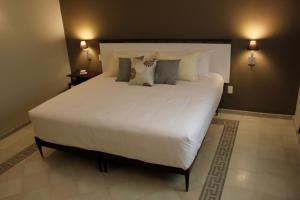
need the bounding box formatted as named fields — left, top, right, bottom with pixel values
left=158, top=51, right=202, bottom=81
left=155, top=60, right=180, bottom=85
left=129, top=58, right=157, bottom=86
left=107, top=51, right=154, bottom=76
left=116, top=56, right=143, bottom=82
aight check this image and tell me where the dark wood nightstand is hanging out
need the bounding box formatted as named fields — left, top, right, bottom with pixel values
left=67, top=71, right=100, bottom=88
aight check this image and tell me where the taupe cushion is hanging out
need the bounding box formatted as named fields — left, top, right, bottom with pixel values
left=129, top=58, right=157, bottom=86
left=116, top=57, right=143, bottom=82
left=155, top=60, right=180, bottom=85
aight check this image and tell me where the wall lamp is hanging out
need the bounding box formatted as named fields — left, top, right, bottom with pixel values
left=80, top=40, right=88, bottom=49
left=80, top=40, right=91, bottom=62
left=247, top=40, right=259, bottom=67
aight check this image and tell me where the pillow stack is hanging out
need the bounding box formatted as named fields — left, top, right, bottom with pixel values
left=109, top=50, right=210, bottom=87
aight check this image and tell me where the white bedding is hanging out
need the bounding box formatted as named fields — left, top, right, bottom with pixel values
left=29, top=73, right=224, bottom=169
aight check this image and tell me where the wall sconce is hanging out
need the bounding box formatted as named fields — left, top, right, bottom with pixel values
left=80, top=40, right=91, bottom=62
left=80, top=40, right=88, bottom=49
left=247, top=40, right=259, bottom=67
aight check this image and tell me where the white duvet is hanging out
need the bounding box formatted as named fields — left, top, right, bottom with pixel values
left=29, top=73, right=224, bottom=169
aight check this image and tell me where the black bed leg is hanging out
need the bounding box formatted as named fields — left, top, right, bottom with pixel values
left=35, top=137, right=44, bottom=158
left=184, top=170, right=190, bottom=192
left=216, top=108, right=219, bottom=116
left=103, top=159, right=108, bottom=173
left=97, top=153, right=103, bottom=172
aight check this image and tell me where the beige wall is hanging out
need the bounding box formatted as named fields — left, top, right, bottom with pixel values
left=0, top=0, right=70, bottom=137
left=295, top=87, right=300, bottom=131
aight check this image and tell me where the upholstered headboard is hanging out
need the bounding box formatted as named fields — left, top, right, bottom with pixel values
left=99, top=40, right=231, bottom=83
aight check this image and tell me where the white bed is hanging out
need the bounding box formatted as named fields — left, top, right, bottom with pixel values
left=30, top=73, right=223, bottom=169
left=29, top=42, right=231, bottom=170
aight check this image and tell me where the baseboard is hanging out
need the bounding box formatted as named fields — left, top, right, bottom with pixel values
left=219, top=108, right=293, bottom=120
left=0, top=121, right=31, bottom=141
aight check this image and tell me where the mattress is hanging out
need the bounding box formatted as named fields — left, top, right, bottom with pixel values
left=29, top=73, right=224, bottom=170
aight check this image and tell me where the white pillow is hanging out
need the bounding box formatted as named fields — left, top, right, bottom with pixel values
left=197, top=52, right=211, bottom=75
left=107, top=51, right=154, bottom=77
left=157, top=51, right=203, bottom=81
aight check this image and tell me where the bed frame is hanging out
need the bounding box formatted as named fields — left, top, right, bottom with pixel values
left=34, top=109, right=221, bottom=192
left=34, top=39, right=231, bottom=192
left=35, top=136, right=193, bottom=191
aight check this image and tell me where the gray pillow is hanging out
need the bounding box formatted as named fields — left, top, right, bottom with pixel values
left=155, top=60, right=180, bottom=85
left=116, top=56, right=143, bottom=82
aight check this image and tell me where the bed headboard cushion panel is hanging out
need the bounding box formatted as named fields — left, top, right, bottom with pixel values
left=99, top=42, right=231, bottom=83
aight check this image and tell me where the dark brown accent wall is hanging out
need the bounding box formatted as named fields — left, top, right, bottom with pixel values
left=59, top=0, right=300, bottom=115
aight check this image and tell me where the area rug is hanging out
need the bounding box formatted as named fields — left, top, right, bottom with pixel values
left=0, top=118, right=239, bottom=200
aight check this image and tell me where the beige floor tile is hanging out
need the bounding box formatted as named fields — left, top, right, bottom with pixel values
left=0, top=179, right=22, bottom=199
left=229, top=153, right=258, bottom=172
left=221, top=185, right=255, bottom=200
left=109, top=181, right=155, bottom=200
left=252, top=191, right=287, bottom=200
left=23, top=172, right=50, bottom=192
left=140, top=190, right=181, bottom=200
left=23, top=159, right=49, bottom=176
left=73, top=189, right=112, bottom=200
left=225, top=168, right=290, bottom=199
left=0, top=164, right=24, bottom=182
left=22, top=188, right=49, bottom=200
left=256, top=157, right=291, bottom=176
left=0, top=124, right=34, bottom=164
left=49, top=181, right=79, bottom=200
left=251, top=172, right=289, bottom=199
left=0, top=194, right=22, bottom=200
left=225, top=169, right=256, bottom=189
left=257, top=144, right=286, bottom=161
left=77, top=173, right=108, bottom=195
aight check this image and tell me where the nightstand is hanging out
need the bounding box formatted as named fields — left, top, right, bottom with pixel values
left=67, top=71, right=100, bottom=88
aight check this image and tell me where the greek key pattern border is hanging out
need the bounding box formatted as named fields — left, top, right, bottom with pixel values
left=0, top=144, right=37, bottom=175
left=199, top=118, right=239, bottom=200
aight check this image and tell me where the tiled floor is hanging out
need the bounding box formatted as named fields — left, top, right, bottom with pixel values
left=0, top=125, right=34, bottom=164
left=0, top=113, right=299, bottom=200
left=219, top=114, right=300, bottom=200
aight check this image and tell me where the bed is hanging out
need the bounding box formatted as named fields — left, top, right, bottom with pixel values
left=29, top=40, right=231, bottom=191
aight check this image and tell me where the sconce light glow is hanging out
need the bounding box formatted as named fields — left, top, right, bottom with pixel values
left=80, top=40, right=88, bottom=49
left=235, top=13, right=279, bottom=39
left=241, top=23, right=269, bottom=39
left=76, top=26, right=96, bottom=40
